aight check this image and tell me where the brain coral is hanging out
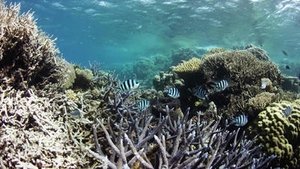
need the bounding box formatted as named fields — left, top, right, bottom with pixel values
left=0, top=2, right=67, bottom=89
left=250, top=100, right=300, bottom=168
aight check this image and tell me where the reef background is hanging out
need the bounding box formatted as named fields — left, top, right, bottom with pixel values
left=6, top=0, right=300, bottom=77
left=1, top=1, right=300, bottom=169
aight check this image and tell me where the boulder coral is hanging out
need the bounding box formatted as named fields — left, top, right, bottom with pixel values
left=249, top=100, right=300, bottom=168
left=0, top=2, right=67, bottom=89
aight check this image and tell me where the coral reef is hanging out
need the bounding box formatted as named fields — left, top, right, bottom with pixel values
left=0, top=1, right=291, bottom=168
left=0, top=2, right=68, bottom=90
left=249, top=100, right=300, bottom=168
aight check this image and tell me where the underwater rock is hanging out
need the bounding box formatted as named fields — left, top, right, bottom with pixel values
left=249, top=100, right=300, bottom=168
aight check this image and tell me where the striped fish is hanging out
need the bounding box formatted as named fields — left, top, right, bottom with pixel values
left=282, top=105, right=292, bottom=117
left=192, top=86, right=208, bottom=100
left=120, top=79, right=140, bottom=91
left=136, top=99, right=150, bottom=111
left=166, top=87, right=180, bottom=99
left=231, top=114, right=248, bottom=127
left=212, top=80, right=229, bottom=92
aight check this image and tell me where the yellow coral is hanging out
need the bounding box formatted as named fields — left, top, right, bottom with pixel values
left=250, top=99, right=300, bottom=167
left=172, top=57, right=201, bottom=74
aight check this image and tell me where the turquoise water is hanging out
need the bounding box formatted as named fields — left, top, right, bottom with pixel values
left=7, top=0, right=300, bottom=75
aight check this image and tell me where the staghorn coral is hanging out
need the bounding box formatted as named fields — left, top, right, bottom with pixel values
left=249, top=100, right=300, bottom=168
left=87, top=107, right=275, bottom=169
left=0, top=1, right=68, bottom=90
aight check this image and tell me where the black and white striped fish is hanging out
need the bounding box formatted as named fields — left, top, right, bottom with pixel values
left=166, top=87, right=180, bottom=99
left=231, top=114, right=248, bottom=127
left=136, top=99, right=150, bottom=111
left=282, top=105, right=292, bottom=117
left=120, top=79, right=140, bottom=91
left=212, top=80, right=229, bottom=92
left=192, top=86, right=208, bottom=100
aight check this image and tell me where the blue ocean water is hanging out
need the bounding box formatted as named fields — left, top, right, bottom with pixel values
left=6, top=0, right=300, bottom=76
